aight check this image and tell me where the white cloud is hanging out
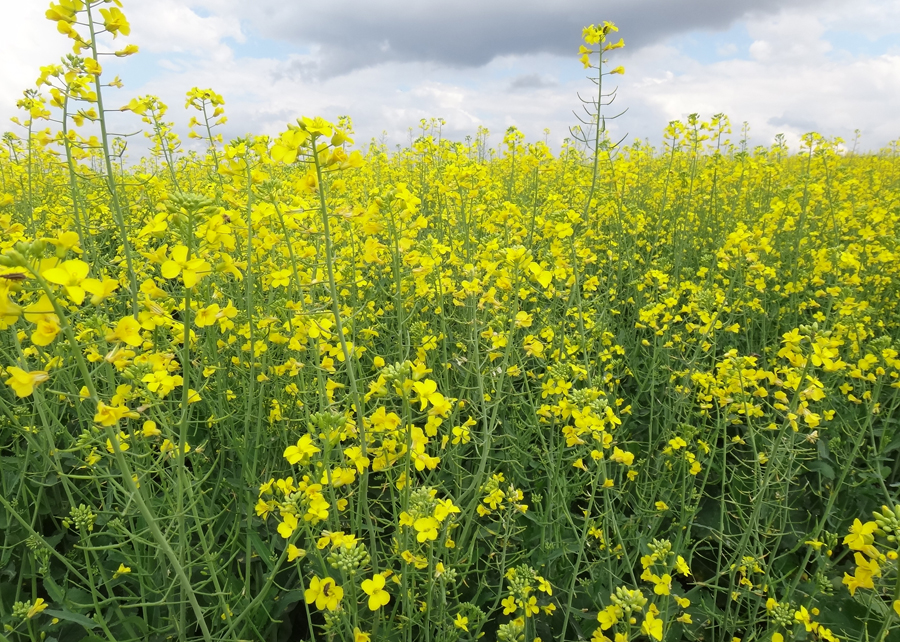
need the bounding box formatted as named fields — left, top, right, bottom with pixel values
left=1, top=0, right=897, bottom=155
left=127, top=1, right=243, bottom=60
left=0, top=4, right=70, bottom=124
left=617, top=3, right=900, bottom=150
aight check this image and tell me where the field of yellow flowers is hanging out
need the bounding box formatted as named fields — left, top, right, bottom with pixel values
left=2, top=3, right=900, bottom=642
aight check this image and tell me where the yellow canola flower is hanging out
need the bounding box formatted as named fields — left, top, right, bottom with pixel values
left=115, top=44, right=139, bottom=57
left=304, top=575, right=343, bottom=611
left=23, top=295, right=57, bottom=325
left=160, top=245, right=211, bottom=288
left=46, top=0, right=82, bottom=23
left=26, top=598, right=49, bottom=619
left=277, top=513, right=298, bottom=539
left=195, top=303, right=220, bottom=327
left=95, top=402, right=135, bottom=426
left=106, top=316, right=143, bottom=347
left=412, top=379, right=443, bottom=411
left=83, top=58, right=102, bottom=76
left=32, top=314, right=61, bottom=346
left=843, top=519, right=877, bottom=551
left=454, top=614, right=468, bottom=631
left=83, top=277, right=119, bottom=305
left=50, top=230, right=81, bottom=255
left=42, top=258, right=89, bottom=304
left=142, top=421, right=161, bottom=437
left=284, top=434, right=321, bottom=465
left=99, top=6, right=130, bottom=37
left=4, top=367, right=50, bottom=397
left=142, top=370, right=183, bottom=398
left=105, top=432, right=131, bottom=454
left=360, top=574, right=390, bottom=610
left=113, top=564, right=132, bottom=578
left=299, top=116, right=333, bottom=138
left=0, top=282, right=22, bottom=326
left=641, top=611, right=663, bottom=641
left=271, top=128, right=309, bottom=164
left=794, top=606, right=816, bottom=632
left=413, top=516, right=439, bottom=542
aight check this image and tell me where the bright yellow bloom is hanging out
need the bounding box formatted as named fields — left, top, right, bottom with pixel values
left=43, top=258, right=89, bottom=304
left=0, top=282, right=22, bottom=326
left=304, top=575, right=343, bottom=611
left=195, top=303, right=220, bottom=327
left=536, top=575, right=552, bottom=595
left=277, top=513, right=298, bottom=539
left=843, top=519, right=877, bottom=551
left=597, top=605, right=621, bottom=630
left=284, top=434, right=321, bottom=465
left=161, top=245, right=211, bottom=287
left=300, top=116, right=333, bottom=138
left=142, top=370, right=183, bottom=398
left=412, top=379, right=443, bottom=411
left=106, top=316, right=143, bottom=346
left=94, top=402, right=136, bottom=426
left=361, top=574, right=391, bottom=610
left=454, top=613, right=469, bottom=631
left=99, top=6, right=130, bottom=37
left=142, top=421, right=161, bottom=437
left=794, top=606, right=816, bottom=632
left=5, top=367, right=50, bottom=397
left=413, top=516, right=439, bottom=542
left=642, top=611, right=663, bottom=641
left=26, top=598, right=49, bottom=619
left=106, top=432, right=131, bottom=454
left=82, top=277, right=119, bottom=305
left=24, top=295, right=61, bottom=345
left=32, top=314, right=61, bottom=346
left=45, top=0, right=81, bottom=23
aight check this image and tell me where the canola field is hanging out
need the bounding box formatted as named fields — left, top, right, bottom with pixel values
left=2, top=3, right=900, bottom=642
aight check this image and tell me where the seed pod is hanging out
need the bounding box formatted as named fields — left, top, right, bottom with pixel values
left=30, top=240, right=47, bottom=256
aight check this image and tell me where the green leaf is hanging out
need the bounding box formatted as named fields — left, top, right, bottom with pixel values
left=249, top=530, right=274, bottom=571
left=116, top=615, right=149, bottom=636
left=271, top=590, right=304, bottom=618
left=807, top=460, right=835, bottom=480
left=43, top=609, right=99, bottom=630
left=43, top=576, right=65, bottom=603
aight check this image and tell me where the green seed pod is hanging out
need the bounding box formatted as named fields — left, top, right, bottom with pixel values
left=30, top=240, right=47, bottom=256
left=3, top=250, right=27, bottom=267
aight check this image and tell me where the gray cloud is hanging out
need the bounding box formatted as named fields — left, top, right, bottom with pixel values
left=508, top=73, right=557, bottom=91
left=196, top=0, right=821, bottom=77
left=768, top=114, right=822, bottom=132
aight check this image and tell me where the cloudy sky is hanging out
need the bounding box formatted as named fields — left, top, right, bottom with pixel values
left=2, top=0, right=898, bottom=155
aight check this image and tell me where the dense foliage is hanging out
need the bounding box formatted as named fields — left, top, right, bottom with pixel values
left=2, top=2, right=900, bottom=642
